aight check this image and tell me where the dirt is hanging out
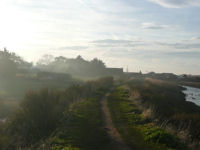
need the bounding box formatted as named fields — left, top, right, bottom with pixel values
left=101, top=93, right=131, bottom=150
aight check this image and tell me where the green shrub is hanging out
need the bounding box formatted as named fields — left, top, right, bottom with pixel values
left=4, top=77, right=113, bottom=149
left=49, top=98, right=111, bottom=150
left=127, top=79, right=200, bottom=144
left=145, top=128, right=180, bottom=148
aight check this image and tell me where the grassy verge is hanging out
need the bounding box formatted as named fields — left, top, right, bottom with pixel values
left=0, top=77, right=114, bottom=150
left=107, top=87, right=185, bottom=150
left=47, top=92, right=112, bottom=150
left=0, top=77, right=76, bottom=100
left=127, top=79, right=200, bottom=146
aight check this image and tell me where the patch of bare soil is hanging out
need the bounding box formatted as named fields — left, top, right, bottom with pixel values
left=101, top=93, right=131, bottom=150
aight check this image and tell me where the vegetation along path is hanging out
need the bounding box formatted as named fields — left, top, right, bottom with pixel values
left=101, top=93, right=131, bottom=150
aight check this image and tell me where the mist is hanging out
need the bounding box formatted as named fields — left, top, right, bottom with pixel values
left=0, top=0, right=200, bottom=148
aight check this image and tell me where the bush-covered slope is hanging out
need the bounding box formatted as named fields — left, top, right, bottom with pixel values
left=0, top=77, right=113, bottom=150
left=126, top=79, right=200, bottom=148
left=107, top=87, right=185, bottom=150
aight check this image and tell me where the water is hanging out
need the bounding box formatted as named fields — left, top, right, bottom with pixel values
left=182, top=86, right=200, bottom=106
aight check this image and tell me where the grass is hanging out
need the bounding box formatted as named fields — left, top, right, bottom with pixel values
left=126, top=79, right=200, bottom=145
left=107, top=87, right=185, bottom=150
left=0, top=76, right=77, bottom=100
left=47, top=96, right=112, bottom=150
left=0, top=77, right=114, bottom=150
left=0, top=76, right=77, bottom=119
left=180, top=81, right=200, bottom=88
left=0, top=99, right=18, bottom=118
left=51, top=145, right=80, bottom=150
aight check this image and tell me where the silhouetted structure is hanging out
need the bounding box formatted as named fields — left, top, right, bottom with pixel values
left=106, top=68, right=123, bottom=76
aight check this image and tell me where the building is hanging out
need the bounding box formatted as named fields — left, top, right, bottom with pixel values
left=106, top=68, right=124, bottom=76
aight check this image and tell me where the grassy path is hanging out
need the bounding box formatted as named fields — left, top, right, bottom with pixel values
left=101, top=93, right=131, bottom=150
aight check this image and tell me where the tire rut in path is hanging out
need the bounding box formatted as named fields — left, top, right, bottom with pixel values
left=101, top=93, right=131, bottom=150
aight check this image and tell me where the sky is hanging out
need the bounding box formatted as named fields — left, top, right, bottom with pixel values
left=0, top=0, right=200, bottom=75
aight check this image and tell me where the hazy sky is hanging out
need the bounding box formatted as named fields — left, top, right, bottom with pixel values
left=0, top=0, right=200, bottom=74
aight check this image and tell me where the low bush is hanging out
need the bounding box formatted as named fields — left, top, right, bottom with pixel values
left=49, top=97, right=111, bottom=150
left=1, top=77, right=113, bottom=149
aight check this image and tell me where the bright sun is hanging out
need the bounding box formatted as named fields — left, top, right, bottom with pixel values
left=0, top=1, right=36, bottom=50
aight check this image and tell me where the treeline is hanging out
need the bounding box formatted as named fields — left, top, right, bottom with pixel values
left=0, top=48, right=32, bottom=79
left=127, top=79, right=200, bottom=148
left=0, top=49, right=114, bottom=100
left=36, top=55, right=108, bottom=77
left=0, top=77, right=113, bottom=150
left=0, top=49, right=108, bottom=78
left=0, top=48, right=118, bottom=82
left=0, top=49, right=76, bottom=100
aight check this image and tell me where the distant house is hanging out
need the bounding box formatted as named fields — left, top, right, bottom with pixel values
left=145, top=72, right=178, bottom=80
left=158, top=73, right=177, bottom=79
left=178, top=74, right=200, bottom=82
left=146, top=72, right=156, bottom=77
left=124, top=72, right=143, bottom=78
left=106, top=68, right=124, bottom=76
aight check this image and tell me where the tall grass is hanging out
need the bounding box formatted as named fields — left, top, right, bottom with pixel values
left=107, top=87, right=185, bottom=150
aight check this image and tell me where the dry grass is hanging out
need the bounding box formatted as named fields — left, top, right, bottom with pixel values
left=145, top=78, right=173, bottom=86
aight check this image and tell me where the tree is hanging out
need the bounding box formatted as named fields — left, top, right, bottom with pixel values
left=55, top=56, right=66, bottom=63
left=90, top=58, right=105, bottom=68
left=0, top=48, right=17, bottom=78
left=37, top=54, right=55, bottom=66
left=0, top=48, right=32, bottom=78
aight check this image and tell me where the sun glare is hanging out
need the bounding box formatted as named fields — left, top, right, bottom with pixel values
left=0, top=2, right=36, bottom=50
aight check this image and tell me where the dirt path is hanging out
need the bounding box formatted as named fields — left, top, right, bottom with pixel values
left=101, top=93, right=131, bottom=150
